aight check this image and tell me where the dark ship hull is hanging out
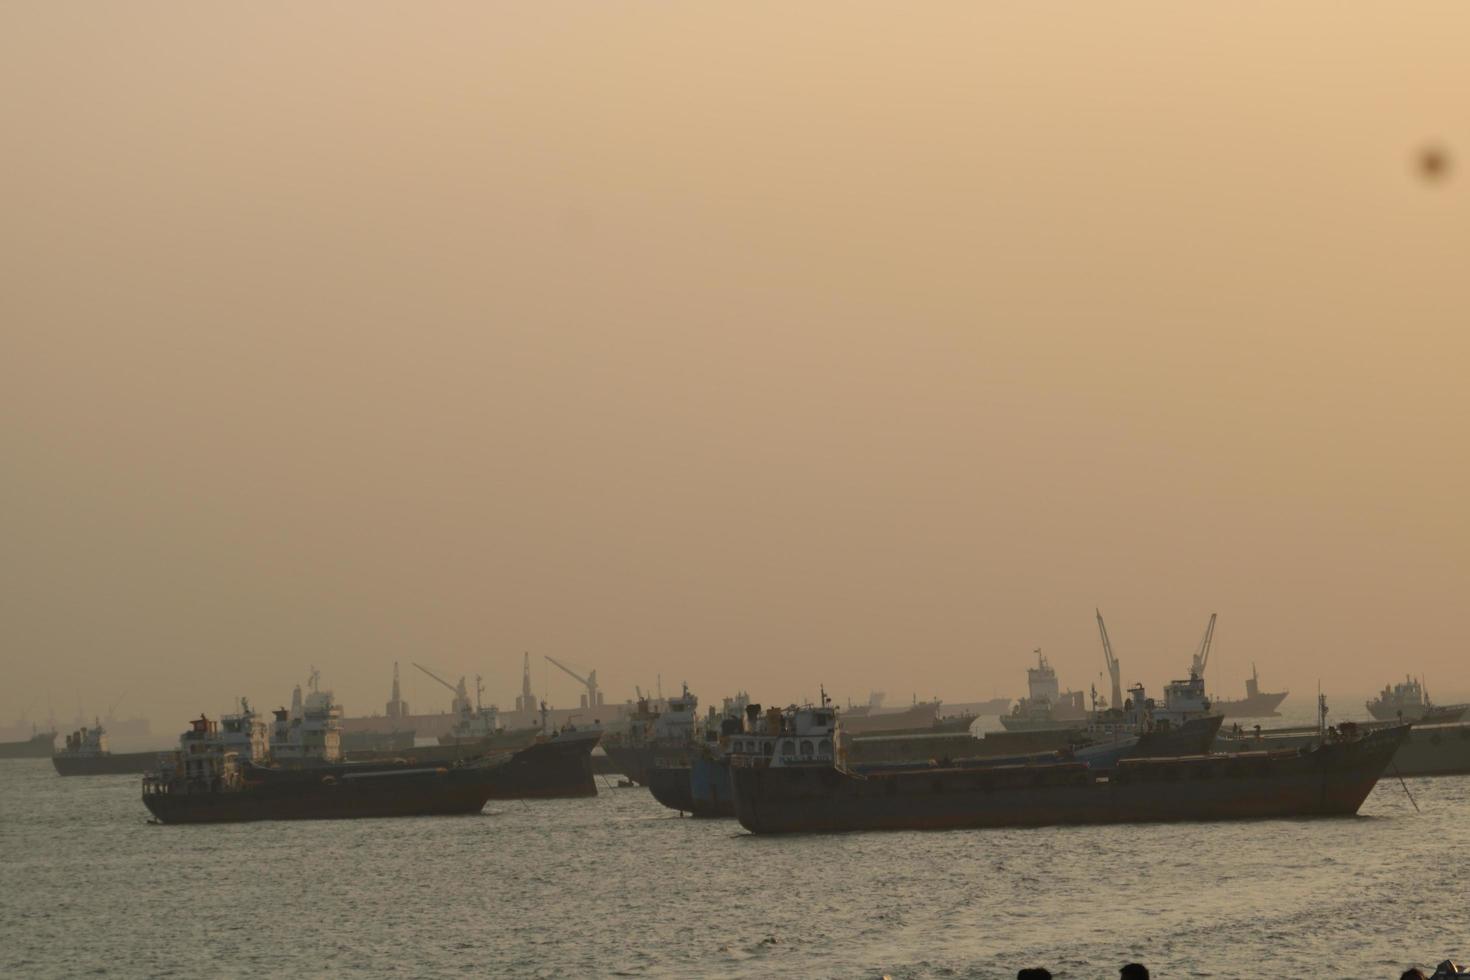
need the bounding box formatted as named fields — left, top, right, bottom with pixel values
left=731, top=725, right=1408, bottom=835
left=601, top=743, right=653, bottom=785
left=1125, top=714, right=1224, bottom=757
left=53, top=751, right=161, bottom=776
left=0, top=733, right=57, bottom=759
left=436, top=725, right=542, bottom=749
left=648, top=764, right=696, bottom=814
left=1392, top=722, right=1470, bottom=776
left=477, top=731, right=599, bottom=799
left=688, top=754, right=735, bottom=818
left=144, top=731, right=600, bottom=823
left=347, top=737, right=532, bottom=766
left=1218, top=720, right=1470, bottom=779
left=144, top=763, right=501, bottom=824
left=851, top=714, right=1221, bottom=767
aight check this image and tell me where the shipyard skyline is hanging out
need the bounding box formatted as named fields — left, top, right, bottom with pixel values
left=2, top=625, right=1470, bottom=740
left=3, top=4, right=1468, bottom=738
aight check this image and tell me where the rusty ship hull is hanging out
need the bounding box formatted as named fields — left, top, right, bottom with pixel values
left=730, top=725, right=1408, bottom=835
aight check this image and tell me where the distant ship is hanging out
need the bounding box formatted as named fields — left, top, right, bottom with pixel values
left=0, top=729, right=57, bottom=759
left=838, top=695, right=967, bottom=736
left=52, top=721, right=162, bottom=776
left=1210, top=664, right=1288, bottom=718
left=1367, top=676, right=1469, bottom=723
left=997, top=650, right=1088, bottom=731
left=430, top=677, right=543, bottom=754
left=939, top=697, right=1013, bottom=717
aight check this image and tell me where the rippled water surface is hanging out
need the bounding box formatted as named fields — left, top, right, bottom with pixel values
left=1, top=757, right=1466, bottom=979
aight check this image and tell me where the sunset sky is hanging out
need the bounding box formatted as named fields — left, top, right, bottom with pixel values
left=3, top=3, right=1467, bottom=728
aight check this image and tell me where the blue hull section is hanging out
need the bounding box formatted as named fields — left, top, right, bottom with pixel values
left=689, top=754, right=735, bottom=818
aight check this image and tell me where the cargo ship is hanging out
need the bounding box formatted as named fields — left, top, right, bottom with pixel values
left=998, top=651, right=1088, bottom=731
left=674, top=675, right=1224, bottom=819
left=1367, top=676, right=1469, bottom=723
left=600, top=697, right=661, bottom=785
left=142, top=715, right=600, bottom=824
left=1210, top=664, right=1288, bottom=718
left=686, top=700, right=845, bottom=818
left=729, top=721, right=1409, bottom=834
left=0, top=729, right=57, bottom=759
left=646, top=686, right=702, bottom=814
left=52, top=722, right=162, bottom=776
left=650, top=694, right=752, bottom=818
left=1217, top=713, right=1470, bottom=779
left=143, top=714, right=505, bottom=824
left=938, top=697, right=1013, bottom=717
left=838, top=694, right=964, bottom=736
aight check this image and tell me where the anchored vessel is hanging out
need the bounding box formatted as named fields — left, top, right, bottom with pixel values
left=142, top=672, right=602, bottom=823
left=838, top=694, right=968, bottom=736
left=601, top=697, right=661, bottom=785
left=1217, top=716, right=1470, bottom=778
left=52, top=722, right=162, bottom=776
left=1210, top=664, right=1288, bottom=718
left=1367, top=676, right=1468, bottom=723
left=998, top=651, right=1088, bottom=731
left=142, top=715, right=600, bottom=824
left=646, top=686, right=701, bottom=814
left=730, top=722, right=1409, bottom=834
left=0, top=729, right=58, bottom=759
left=143, top=715, right=503, bottom=824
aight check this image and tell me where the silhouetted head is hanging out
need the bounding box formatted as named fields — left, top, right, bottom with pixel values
left=1120, top=965, right=1150, bottom=980
left=1400, top=969, right=1427, bottom=980
left=1016, top=969, right=1053, bottom=980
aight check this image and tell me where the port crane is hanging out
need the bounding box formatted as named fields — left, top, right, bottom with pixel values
left=544, top=655, right=603, bottom=709
left=413, top=662, right=474, bottom=715
left=1096, top=609, right=1124, bottom=711
left=1190, top=613, right=1218, bottom=681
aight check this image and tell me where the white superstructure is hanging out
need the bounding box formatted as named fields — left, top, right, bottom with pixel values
left=270, top=669, right=343, bottom=763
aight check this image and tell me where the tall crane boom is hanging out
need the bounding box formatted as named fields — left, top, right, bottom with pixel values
left=413, top=662, right=471, bottom=715
left=1191, top=613, right=1218, bottom=680
left=413, top=662, right=458, bottom=694
left=544, top=655, right=603, bottom=710
left=1096, top=609, right=1124, bottom=712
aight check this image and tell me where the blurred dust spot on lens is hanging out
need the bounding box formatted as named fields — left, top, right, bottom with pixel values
left=1416, top=145, right=1451, bottom=182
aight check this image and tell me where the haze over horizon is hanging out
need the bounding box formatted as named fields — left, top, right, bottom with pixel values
left=4, top=3, right=1467, bottom=731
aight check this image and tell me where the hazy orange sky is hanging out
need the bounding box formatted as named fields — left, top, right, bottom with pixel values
left=3, top=3, right=1467, bottom=729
